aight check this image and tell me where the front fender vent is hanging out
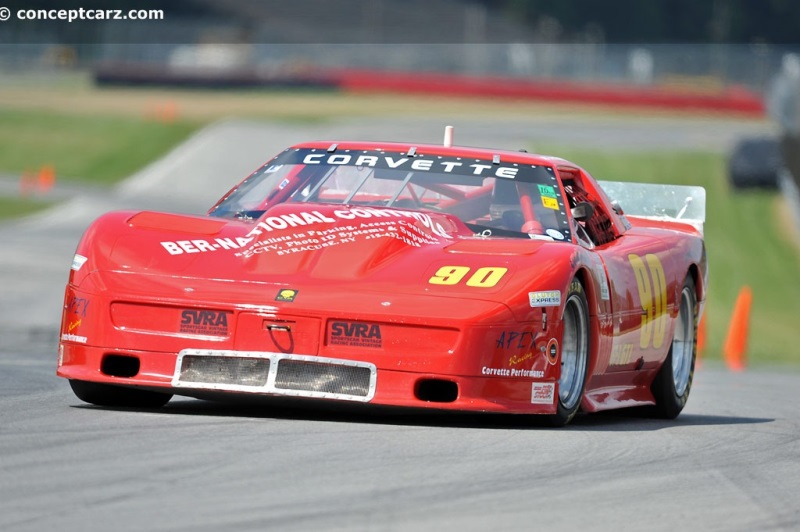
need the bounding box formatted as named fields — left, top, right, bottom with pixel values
left=415, top=378, right=458, bottom=403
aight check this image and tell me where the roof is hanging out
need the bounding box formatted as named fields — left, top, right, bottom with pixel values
left=289, top=140, right=579, bottom=169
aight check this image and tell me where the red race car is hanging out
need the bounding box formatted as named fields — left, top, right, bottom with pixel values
left=58, top=129, right=707, bottom=426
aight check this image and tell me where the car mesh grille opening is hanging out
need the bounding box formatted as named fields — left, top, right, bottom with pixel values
left=173, top=350, right=377, bottom=402
left=275, top=360, right=372, bottom=398
left=179, top=355, right=270, bottom=386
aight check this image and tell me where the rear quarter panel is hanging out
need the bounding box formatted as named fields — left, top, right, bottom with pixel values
left=583, top=218, right=705, bottom=410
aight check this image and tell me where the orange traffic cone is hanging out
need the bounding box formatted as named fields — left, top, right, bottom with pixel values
left=146, top=101, right=179, bottom=123
left=723, top=286, right=752, bottom=372
left=697, top=312, right=707, bottom=355
left=37, top=164, right=55, bottom=193
left=160, top=100, right=178, bottom=123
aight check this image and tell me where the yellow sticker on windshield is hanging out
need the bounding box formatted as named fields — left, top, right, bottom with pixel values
left=541, top=196, right=559, bottom=210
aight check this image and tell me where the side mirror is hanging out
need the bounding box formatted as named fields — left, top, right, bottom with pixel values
left=571, top=201, right=594, bottom=222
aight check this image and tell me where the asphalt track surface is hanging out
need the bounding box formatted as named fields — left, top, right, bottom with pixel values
left=2, top=116, right=798, bottom=531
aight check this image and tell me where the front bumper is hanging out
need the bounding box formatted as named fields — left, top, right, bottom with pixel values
left=57, top=343, right=559, bottom=415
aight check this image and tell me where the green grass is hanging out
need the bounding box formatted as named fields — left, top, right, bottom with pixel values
left=0, top=108, right=199, bottom=185
left=537, top=145, right=800, bottom=366
left=0, top=197, right=56, bottom=220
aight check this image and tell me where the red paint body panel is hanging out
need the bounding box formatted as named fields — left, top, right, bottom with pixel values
left=57, top=140, right=707, bottom=418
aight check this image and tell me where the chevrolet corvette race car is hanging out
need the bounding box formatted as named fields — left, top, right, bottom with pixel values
left=58, top=129, right=707, bottom=425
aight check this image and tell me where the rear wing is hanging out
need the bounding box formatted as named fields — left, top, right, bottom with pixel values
left=598, top=181, right=706, bottom=234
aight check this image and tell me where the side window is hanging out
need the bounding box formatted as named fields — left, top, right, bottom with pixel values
left=572, top=220, right=595, bottom=249
left=561, top=174, right=617, bottom=246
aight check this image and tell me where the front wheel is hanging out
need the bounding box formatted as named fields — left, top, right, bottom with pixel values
left=545, top=279, right=590, bottom=426
left=651, top=276, right=697, bottom=418
left=69, top=380, right=173, bottom=409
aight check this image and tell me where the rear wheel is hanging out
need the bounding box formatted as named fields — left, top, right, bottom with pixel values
left=651, top=276, right=697, bottom=418
left=69, top=380, right=172, bottom=408
left=545, top=279, right=590, bottom=426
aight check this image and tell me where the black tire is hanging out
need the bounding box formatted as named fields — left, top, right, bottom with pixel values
left=69, top=380, right=173, bottom=408
left=545, top=279, right=590, bottom=427
left=728, top=136, right=782, bottom=189
left=651, top=276, right=697, bottom=419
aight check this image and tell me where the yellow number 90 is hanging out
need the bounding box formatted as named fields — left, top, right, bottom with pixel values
left=429, top=266, right=508, bottom=288
left=629, top=253, right=667, bottom=349
left=429, top=266, right=471, bottom=285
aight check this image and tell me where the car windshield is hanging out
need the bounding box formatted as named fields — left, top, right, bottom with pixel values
left=210, top=147, right=572, bottom=241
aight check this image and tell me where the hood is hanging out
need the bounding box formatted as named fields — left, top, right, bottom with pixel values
left=78, top=204, right=570, bottom=309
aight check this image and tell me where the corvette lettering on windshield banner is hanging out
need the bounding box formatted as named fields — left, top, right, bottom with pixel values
left=297, top=151, right=521, bottom=178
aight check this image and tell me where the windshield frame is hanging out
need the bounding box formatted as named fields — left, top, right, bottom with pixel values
left=209, top=147, right=574, bottom=242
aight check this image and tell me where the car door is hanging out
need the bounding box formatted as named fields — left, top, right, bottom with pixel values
left=596, top=232, right=675, bottom=372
